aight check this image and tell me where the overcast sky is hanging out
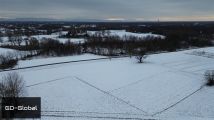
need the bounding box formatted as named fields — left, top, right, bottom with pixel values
left=0, top=0, right=213, bottom=21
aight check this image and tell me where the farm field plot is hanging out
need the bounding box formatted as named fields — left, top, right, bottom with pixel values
left=0, top=47, right=213, bottom=120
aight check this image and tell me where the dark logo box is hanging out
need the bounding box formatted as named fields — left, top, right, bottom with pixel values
left=1, top=97, right=41, bottom=118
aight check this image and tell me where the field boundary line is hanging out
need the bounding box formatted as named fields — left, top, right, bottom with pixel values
left=0, top=56, right=128, bottom=72
left=151, top=85, right=205, bottom=116
left=74, top=76, right=149, bottom=115
left=26, top=76, right=72, bottom=87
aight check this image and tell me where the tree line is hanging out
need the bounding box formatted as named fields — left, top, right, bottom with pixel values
left=1, top=31, right=213, bottom=58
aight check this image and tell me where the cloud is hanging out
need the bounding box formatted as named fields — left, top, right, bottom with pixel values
left=159, top=15, right=214, bottom=21
left=0, top=0, right=213, bottom=21
left=105, top=17, right=126, bottom=21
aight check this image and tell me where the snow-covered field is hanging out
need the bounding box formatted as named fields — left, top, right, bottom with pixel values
left=87, top=30, right=165, bottom=39
left=0, top=47, right=214, bottom=120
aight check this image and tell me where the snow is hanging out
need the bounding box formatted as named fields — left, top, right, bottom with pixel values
left=31, top=34, right=58, bottom=40
left=0, top=37, right=9, bottom=43
left=0, top=31, right=85, bottom=45
left=160, top=87, right=214, bottom=119
left=16, top=54, right=106, bottom=68
left=57, top=38, right=86, bottom=44
left=87, top=30, right=165, bottom=39
left=0, top=47, right=31, bottom=60
left=1, top=30, right=164, bottom=46
left=0, top=47, right=16, bottom=54
left=0, top=47, right=214, bottom=120
left=31, top=34, right=85, bottom=44
left=51, top=31, right=68, bottom=35
left=63, top=26, right=71, bottom=28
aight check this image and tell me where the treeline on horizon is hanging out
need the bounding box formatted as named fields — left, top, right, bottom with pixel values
left=0, top=22, right=214, bottom=69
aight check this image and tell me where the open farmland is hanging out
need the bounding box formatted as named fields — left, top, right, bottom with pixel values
left=1, top=0, right=214, bottom=119
left=0, top=47, right=213, bottom=120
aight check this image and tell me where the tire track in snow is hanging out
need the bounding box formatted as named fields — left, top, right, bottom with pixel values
left=42, top=110, right=149, bottom=119
left=74, top=76, right=149, bottom=115
left=42, top=114, right=153, bottom=120
left=42, top=110, right=145, bottom=116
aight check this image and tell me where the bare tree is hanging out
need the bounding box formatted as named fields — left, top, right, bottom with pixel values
left=205, top=70, right=214, bottom=86
left=0, top=72, right=26, bottom=119
left=135, top=49, right=148, bottom=63
left=0, top=72, right=26, bottom=98
left=0, top=32, right=3, bottom=43
left=136, top=55, right=147, bottom=63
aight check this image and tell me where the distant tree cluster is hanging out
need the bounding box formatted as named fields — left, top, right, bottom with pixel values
left=39, top=39, right=82, bottom=56
left=0, top=52, right=18, bottom=69
left=1, top=37, right=82, bottom=58
left=0, top=50, right=38, bottom=69
left=62, top=28, right=86, bottom=38
left=83, top=29, right=213, bottom=56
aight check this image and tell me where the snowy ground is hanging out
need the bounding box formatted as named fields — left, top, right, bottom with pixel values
left=0, top=47, right=16, bottom=54
left=56, top=38, right=85, bottom=44
left=0, top=47, right=214, bottom=120
left=87, top=30, right=165, bottom=39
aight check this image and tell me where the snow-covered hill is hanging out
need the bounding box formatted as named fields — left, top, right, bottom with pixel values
left=87, top=30, right=165, bottom=40
left=0, top=47, right=213, bottom=120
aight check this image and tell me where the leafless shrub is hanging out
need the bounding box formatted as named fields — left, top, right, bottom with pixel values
left=136, top=55, right=148, bottom=63
left=205, top=70, right=214, bottom=86
left=134, top=49, right=148, bottom=63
